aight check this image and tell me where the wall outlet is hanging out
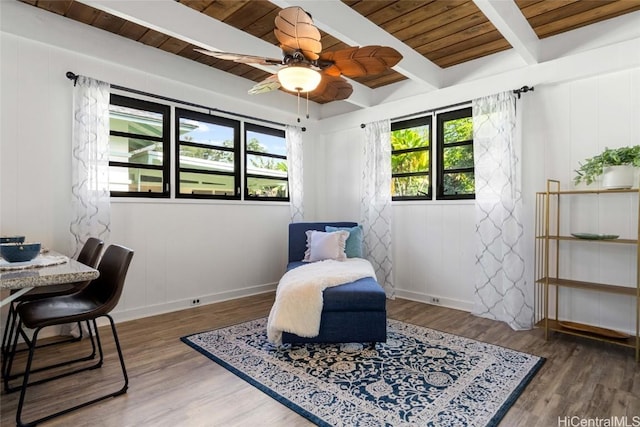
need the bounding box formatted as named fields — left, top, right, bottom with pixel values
left=430, top=297, right=440, bottom=304
left=191, top=298, right=201, bottom=306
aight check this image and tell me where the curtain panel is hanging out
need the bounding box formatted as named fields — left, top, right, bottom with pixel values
left=70, top=76, right=111, bottom=258
left=361, top=119, right=394, bottom=297
left=472, top=91, right=533, bottom=330
left=286, top=125, right=304, bottom=222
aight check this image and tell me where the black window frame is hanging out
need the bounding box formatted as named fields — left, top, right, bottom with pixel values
left=175, top=108, right=241, bottom=200
left=244, top=123, right=289, bottom=202
left=391, top=116, right=432, bottom=201
left=436, top=107, right=474, bottom=200
left=108, top=94, right=171, bottom=198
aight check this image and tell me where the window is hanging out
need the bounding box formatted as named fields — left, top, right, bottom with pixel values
left=109, top=90, right=291, bottom=202
left=391, top=117, right=432, bottom=200
left=391, top=106, right=474, bottom=201
left=244, top=124, right=288, bottom=200
left=436, top=107, right=474, bottom=199
left=108, top=95, right=170, bottom=197
left=175, top=108, right=240, bottom=199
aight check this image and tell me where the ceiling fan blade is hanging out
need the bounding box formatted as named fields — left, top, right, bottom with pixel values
left=274, top=6, right=321, bottom=61
left=319, top=46, right=403, bottom=78
left=312, top=75, right=353, bottom=103
left=194, top=49, right=282, bottom=66
left=248, top=75, right=281, bottom=95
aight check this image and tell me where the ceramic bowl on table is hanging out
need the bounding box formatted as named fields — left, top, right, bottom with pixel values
left=0, top=242, right=41, bottom=263
left=0, top=236, right=25, bottom=244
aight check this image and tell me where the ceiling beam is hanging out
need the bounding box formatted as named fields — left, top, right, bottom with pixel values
left=473, top=0, right=540, bottom=65
left=78, top=0, right=280, bottom=74
left=270, top=0, right=442, bottom=91
left=78, top=0, right=374, bottom=108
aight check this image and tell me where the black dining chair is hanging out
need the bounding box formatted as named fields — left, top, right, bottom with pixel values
left=9, top=244, right=133, bottom=427
left=1, top=237, right=104, bottom=378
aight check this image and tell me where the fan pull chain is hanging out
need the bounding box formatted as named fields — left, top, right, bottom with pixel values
left=295, top=90, right=310, bottom=122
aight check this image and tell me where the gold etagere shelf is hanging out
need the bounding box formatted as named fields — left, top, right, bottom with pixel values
left=535, top=179, right=640, bottom=362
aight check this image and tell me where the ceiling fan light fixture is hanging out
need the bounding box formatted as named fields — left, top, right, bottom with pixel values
left=277, top=66, right=321, bottom=93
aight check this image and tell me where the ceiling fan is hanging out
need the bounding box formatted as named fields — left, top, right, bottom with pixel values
left=195, top=6, right=403, bottom=104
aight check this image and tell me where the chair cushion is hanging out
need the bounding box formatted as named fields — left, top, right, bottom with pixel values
left=322, top=277, right=386, bottom=312
left=286, top=262, right=385, bottom=312
left=18, top=295, right=101, bottom=329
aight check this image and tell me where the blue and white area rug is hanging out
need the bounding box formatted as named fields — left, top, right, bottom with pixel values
left=181, top=318, right=544, bottom=427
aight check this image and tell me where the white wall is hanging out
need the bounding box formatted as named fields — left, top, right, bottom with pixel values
left=317, top=69, right=639, bottom=333
left=1, top=2, right=639, bottom=334
left=0, top=4, right=321, bottom=323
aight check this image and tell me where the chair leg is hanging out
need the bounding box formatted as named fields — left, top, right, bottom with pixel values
left=32, top=322, right=84, bottom=349
left=16, top=315, right=128, bottom=427
left=4, top=321, right=103, bottom=393
left=3, top=307, right=86, bottom=377
left=1, top=302, right=19, bottom=376
left=3, top=316, right=24, bottom=393
left=1, top=302, right=17, bottom=355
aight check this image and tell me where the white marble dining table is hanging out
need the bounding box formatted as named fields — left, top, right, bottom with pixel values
left=0, top=251, right=99, bottom=307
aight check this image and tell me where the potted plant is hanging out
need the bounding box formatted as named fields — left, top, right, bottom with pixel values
left=573, top=145, right=640, bottom=188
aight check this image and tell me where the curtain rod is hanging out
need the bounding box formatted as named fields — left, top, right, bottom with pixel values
left=360, top=84, right=534, bottom=128
left=65, top=71, right=305, bottom=131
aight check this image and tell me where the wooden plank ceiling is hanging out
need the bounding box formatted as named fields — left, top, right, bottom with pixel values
left=19, top=0, right=640, bottom=104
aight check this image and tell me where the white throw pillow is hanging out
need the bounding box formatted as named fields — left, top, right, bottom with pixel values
left=303, top=230, right=349, bottom=262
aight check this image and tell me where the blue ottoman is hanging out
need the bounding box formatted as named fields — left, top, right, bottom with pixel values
left=281, top=222, right=387, bottom=345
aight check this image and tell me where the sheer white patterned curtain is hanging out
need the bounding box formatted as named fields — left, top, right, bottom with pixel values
left=472, top=91, right=532, bottom=330
left=361, top=119, right=394, bottom=297
left=70, top=76, right=111, bottom=258
left=286, top=125, right=304, bottom=222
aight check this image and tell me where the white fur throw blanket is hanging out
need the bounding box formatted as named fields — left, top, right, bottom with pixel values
left=267, top=258, right=376, bottom=345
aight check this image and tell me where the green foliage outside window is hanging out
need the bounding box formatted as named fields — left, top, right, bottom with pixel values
left=443, top=117, right=472, bottom=144
left=441, top=116, right=474, bottom=196
left=247, top=139, right=287, bottom=172
left=391, top=126, right=430, bottom=197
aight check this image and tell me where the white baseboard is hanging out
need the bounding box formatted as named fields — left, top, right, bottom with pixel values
left=111, top=282, right=278, bottom=324
left=394, top=289, right=473, bottom=313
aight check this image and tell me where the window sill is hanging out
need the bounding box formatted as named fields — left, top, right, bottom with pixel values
left=110, top=198, right=290, bottom=207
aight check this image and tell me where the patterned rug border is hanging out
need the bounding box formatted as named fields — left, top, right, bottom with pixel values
left=181, top=318, right=545, bottom=427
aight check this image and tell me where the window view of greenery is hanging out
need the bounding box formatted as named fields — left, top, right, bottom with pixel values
left=438, top=108, right=474, bottom=198
left=245, top=125, right=288, bottom=200
left=176, top=109, right=239, bottom=198
left=108, top=95, right=169, bottom=196
left=391, top=118, right=431, bottom=199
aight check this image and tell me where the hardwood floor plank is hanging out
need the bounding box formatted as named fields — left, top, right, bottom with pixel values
left=1, top=294, right=639, bottom=426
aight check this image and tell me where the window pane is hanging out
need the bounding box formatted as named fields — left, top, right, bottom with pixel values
left=443, top=117, right=472, bottom=144
left=109, top=166, right=164, bottom=193
left=392, top=151, right=429, bottom=174
left=178, top=171, right=235, bottom=196
left=178, top=118, right=235, bottom=148
left=109, top=105, right=164, bottom=137
left=247, top=177, right=288, bottom=198
left=247, top=130, right=286, bottom=156
left=247, top=154, right=288, bottom=177
left=442, top=172, right=475, bottom=196
left=391, top=126, right=429, bottom=150
left=392, top=175, right=429, bottom=197
left=179, top=146, right=234, bottom=172
left=109, top=136, right=163, bottom=166
left=443, top=145, right=473, bottom=170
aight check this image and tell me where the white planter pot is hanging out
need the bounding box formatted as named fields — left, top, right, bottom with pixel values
left=601, top=165, right=635, bottom=189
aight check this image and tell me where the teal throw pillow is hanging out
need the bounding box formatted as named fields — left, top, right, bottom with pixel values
left=325, top=225, right=363, bottom=258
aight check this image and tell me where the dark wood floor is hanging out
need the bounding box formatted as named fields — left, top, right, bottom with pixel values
left=1, top=294, right=639, bottom=426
